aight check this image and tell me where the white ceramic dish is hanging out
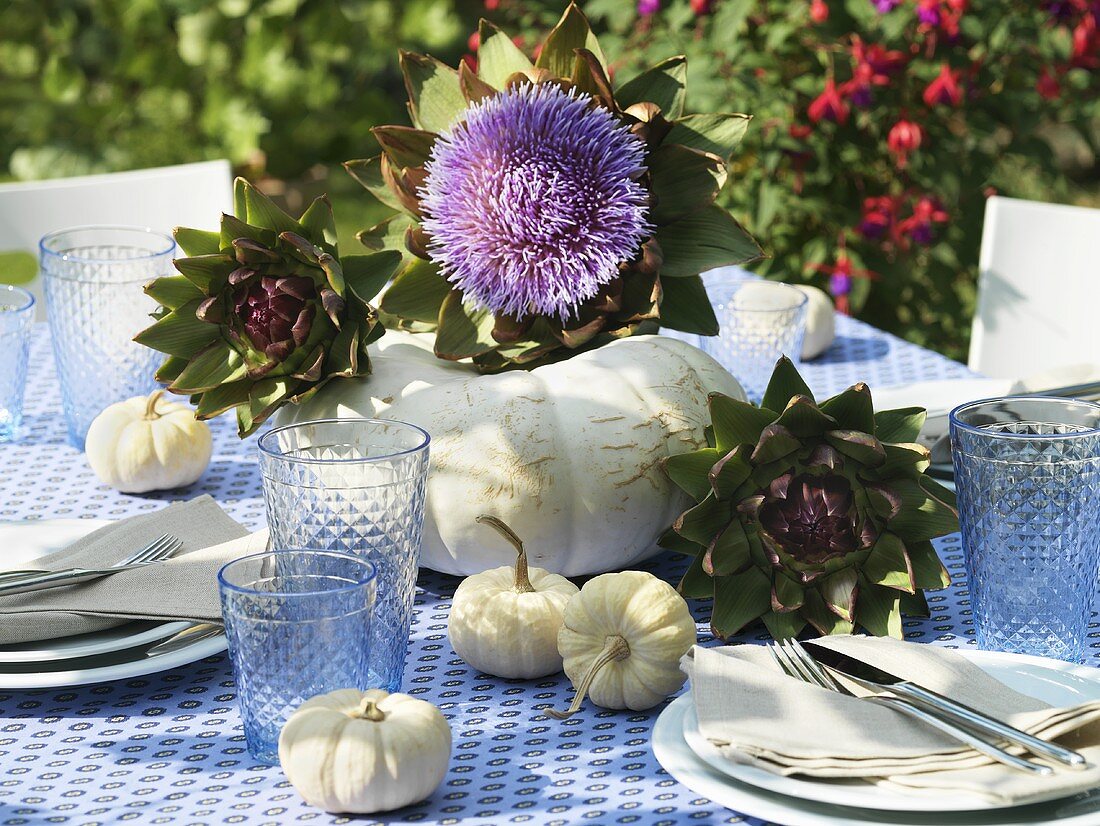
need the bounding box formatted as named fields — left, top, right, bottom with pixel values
left=653, top=649, right=1100, bottom=826
left=0, top=619, right=195, bottom=664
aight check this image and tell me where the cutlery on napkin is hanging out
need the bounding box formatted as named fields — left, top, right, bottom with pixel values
left=683, top=636, right=1100, bottom=805
left=0, top=496, right=267, bottom=645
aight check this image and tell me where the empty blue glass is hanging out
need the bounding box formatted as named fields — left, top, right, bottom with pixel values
left=258, top=418, right=430, bottom=692
left=0, top=285, right=35, bottom=442
left=218, top=550, right=377, bottom=764
left=951, top=397, right=1100, bottom=662
left=39, top=226, right=173, bottom=448
left=699, top=275, right=808, bottom=403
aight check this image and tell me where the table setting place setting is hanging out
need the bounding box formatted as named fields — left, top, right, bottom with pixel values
left=3, top=7, right=1100, bottom=825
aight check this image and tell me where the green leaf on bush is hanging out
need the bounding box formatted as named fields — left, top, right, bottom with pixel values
left=656, top=205, right=763, bottom=277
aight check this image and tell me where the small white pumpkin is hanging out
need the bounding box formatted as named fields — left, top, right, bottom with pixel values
left=279, top=688, right=451, bottom=814
left=449, top=516, right=580, bottom=679
left=549, top=570, right=697, bottom=719
left=85, top=390, right=212, bottom=493
left=794, top=284, right=836, bottom=360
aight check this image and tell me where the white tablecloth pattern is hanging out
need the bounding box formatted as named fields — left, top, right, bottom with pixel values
left=3, top=317, right=1090, bottom=826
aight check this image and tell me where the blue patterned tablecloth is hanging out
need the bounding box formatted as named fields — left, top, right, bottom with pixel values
left=1, top=315, right=1084, bottom=826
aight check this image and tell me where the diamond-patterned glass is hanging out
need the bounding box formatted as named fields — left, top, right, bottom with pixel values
left=951, top=397, right=1100, bottom=662
left=258, top=418, right=429, bottom=692
left=698, top=272, right=807, bottom=403
left=0, top=285, right=35, bottom=442
left=40, top=227, right=172, bottom=448
left=218, top=550, right=377, bottom=763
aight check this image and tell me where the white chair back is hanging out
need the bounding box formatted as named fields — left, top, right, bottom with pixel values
left=0, top=160, right=233, bottom=318
left=969, top=195, right=1100, bottom=379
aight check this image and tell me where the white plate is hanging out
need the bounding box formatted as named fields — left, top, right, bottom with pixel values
left=0, top=518, right=226, bottom=685
left=653, top=649, right=1100, bottom=826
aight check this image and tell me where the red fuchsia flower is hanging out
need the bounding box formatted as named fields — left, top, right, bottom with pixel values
left=844, top=39, right=907, bottom=105
left=858, top=196, right=898, bottom=240
left=810, top=0, right=830, bottom=23
left=691, top=0, right=715, bottom=14
left=1043, top=0, right=1086, bottom=22
left=484, top=0, right=499, bottom=8
left=897, top=196, right=949, bottom=246
left=808, top=78, right=849, bottom=125
left=887, top=120, right=923, bottom=169
left=871, top=0, right=902, bottom=11
left=917, top=0, right=941, bottom=26
left=462, top=53, right=477, bottom=72
left=789, top=124, right=813, bottom=140
left=923, top=63, right=963, bottom=107
left=807, top=253, right=876, bottom=314
left=1037, top=67, right=1062, bottom=100
left=1072, top=15, right=1100, bottom=68
left=638, top=0, right=661, bottom=15
left=468, top=32, right=480, bottom=52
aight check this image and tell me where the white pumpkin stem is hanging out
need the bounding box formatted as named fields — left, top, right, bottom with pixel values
left=145, top=389, right=167, bottom=420
left=476, top=514, right=534, bottom=593
left=547, top=634, right=630, bottom=721
left=355, top=697, right=386, bottom=722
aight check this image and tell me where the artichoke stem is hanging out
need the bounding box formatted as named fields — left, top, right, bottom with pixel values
left=355, top=698, right=386, bottom=722
left=476, top=514, right=535, bottom=593
left=547, top=634, right=631, bottom=721
left=145, top=389, right=167, bottom=420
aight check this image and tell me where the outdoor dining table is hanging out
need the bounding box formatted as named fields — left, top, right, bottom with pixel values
left=2, top=316, right=1097, bottom=826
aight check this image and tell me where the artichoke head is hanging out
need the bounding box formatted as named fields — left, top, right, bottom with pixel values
left=662, top=358, right=958, bottom=641
left=347, top=2, right=762, bottom=373
left=135, top=178, right=400, bottom=437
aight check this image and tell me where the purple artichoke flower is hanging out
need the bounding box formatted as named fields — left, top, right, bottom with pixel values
left=758, top=473, right=874, bottom=565
left=419, top=83, right=651, bottom=321
left=234, top=275, right=316, bottom=362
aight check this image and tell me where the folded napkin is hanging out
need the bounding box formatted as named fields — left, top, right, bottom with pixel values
left=0, top=496, right=268, bottom=645
left=684, top=636, right=1100, bottom=805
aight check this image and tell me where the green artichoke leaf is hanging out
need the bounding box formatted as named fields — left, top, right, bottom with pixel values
left=616, top=55, right=687, bottom=118
left=237, top=404, right=256, bottom=439
left=666, top=113, right=752, bottom=162
left=663, top=447, right=723, bottom=502
left=771, top=572, right=805, bottom=612
left=711, top=566, right=771, bottom=639
left=380, top=258, right=451, bottom=325
left=325, top=318, right=360, bottom=377
left=342, top=251, right=402, bottom=305
left=874, top=407, right=927, bottom=444
left=761, top=610, right=807, bottom=641
left=249, top=377, right=294, bottom=423
left=801, top=589, right=855, bottom=636
left=194, top=380, right=252, bottom=419
left=344, top=157, right=406, bottom=213
left=825, top=429, right=887, bottom=467
left=174, top=227, right=221, bottom=257
left=673, top=493, right=732, bottom=546
left=535, top=3, right=606, bottom=80
left=357, top=213, right=416, bottom=254
left=154, top=356, right=188, bottom=384
left=761, top=357, right=815, bottom=412
left=774, top=395, right=836, bottom=438
left=219, top=212, right=276, bottom=251
left=888, top=478, right=960, bottom=541
left=863, top=532, right=916, bottom=593
left=399, top=51, right=467, bottom=134
left=133, top=299, right=220, bottom=357
left=648, top=144, right=726, bottom=225
left=875, top=443, right=932, bottom=478
left=656, top=206, right=763, bottom=278
left=434, top=291, right=498, bottom=360
left=907, top=540, right=952, bottom=589
left=750, top=423, right=801, bottom=465
left=900, top=589, right=931, bottom=618
left=372, top=126, right=437, bottom=170
left=169, top=340, right=248, bottom=393
left=173, top=254, right=234, bottom=295
left=819, top=567, right=859, bottom=622
left=709, top=444, right=752, bottom=498
left=658, top=526, right=704, bottom=556
left=459, top=60, right=495, bottom=104
left=241, top=179, right=305, bottom=236
left=477, top=19, right=534, bottom=89
left=144, top=275, right=205, bottom=311
left=298, top=195, right=338, bottom=250
left=658, top=274, right=719, bottom=335
left=856, top=579, right=904, bottom=638
left=678, top=552, right=713, bottom=599
left=919, top=473, right=958, bottom=510
left=704, top=520, right=750, bottom=576
left=820, top=383, right=876, bottom=434
left=571, top=49, right=615, bottom=109
left=709, top=393, right=777, bottom=450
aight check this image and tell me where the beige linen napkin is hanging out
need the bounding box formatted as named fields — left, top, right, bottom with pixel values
left=684, top=636, right=1100, bottom=805
left=0, top=496, right=268, bottom=644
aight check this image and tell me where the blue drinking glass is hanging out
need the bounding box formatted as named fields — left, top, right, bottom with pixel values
left=951, top=397, right=1100, bottom=662
left=258, top=418, right=430, bottom=692
left=0, top=285, right=35, bottom=442
left=39, top=226, right=173, bottom=448
left=218, top=549, right=377, bottom=764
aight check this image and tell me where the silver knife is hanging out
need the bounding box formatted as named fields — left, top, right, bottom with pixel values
left=803, top=640, right=1088, bottom=769
left=145, top=622, right=224, bottom=658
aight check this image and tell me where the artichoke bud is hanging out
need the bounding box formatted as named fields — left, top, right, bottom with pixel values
left=662, top=357, right=958, bottom=641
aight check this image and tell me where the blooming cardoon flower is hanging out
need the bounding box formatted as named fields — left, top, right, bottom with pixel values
left=922, top=63, right=963, bottom=106
left=420, top=83, right=651, bottom=320
left=808, top=78, right=849, bottom=125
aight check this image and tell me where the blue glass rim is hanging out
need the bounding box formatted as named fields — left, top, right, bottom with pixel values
left=257, top=417, right=431, bottom=465
left=0, top=285, right=35, bottom=314
left=949, top=396, right=1100, bottom=440
left=39, top=225, right=176, bottom=267
left=716, top=280, right=808, bottom=314
left=217, top=549, right=378, bottom=598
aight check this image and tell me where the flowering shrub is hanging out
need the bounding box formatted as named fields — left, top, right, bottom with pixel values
left=485, top=0, right=1099, bottom=358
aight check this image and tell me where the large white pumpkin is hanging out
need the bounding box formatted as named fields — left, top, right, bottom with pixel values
left=277, top=331, right=744, bottom=576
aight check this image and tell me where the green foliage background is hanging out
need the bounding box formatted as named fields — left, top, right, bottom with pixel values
left=2, top=0, right=1097, bottom=361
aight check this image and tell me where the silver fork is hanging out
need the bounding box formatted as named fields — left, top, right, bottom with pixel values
left=0, top=534, right=183, bottom=596
left=0, top=533, right=179, bottom=581
left=768, top=640, right=1051, bottom=776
